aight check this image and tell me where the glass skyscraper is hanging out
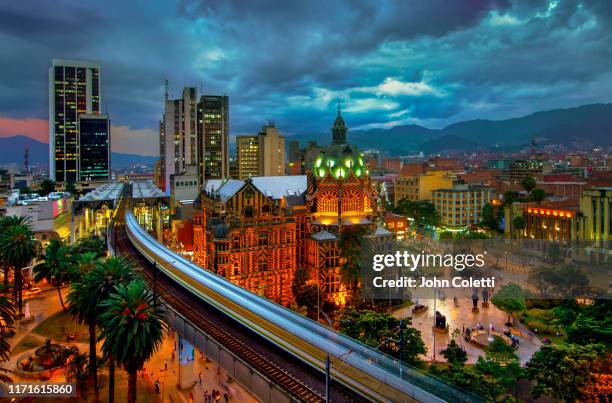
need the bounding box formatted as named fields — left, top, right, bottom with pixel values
left=78, top=114, right=110, bottom=182
left=49, top=59, right=101, bottom=183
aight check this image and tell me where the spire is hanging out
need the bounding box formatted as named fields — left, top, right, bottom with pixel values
left=331, top=100, right=347, bottom=145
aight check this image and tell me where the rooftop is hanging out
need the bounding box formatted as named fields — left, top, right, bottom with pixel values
left=79, top=182, right=125, bottom=202
left=204, top=176, right=307, bottom=202
left=132, top=180, right=167, bottom=199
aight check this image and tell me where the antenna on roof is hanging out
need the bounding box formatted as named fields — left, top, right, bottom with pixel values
left=164, top=79, right=169, bottom=102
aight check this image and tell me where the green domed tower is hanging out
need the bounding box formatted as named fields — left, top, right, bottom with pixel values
left=331, top=107, right=347, bottom=145
left=312, top=107, right=368, bottom=179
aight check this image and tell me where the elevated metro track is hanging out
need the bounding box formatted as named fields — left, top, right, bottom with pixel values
left=112, top=191, right=480, bottom=403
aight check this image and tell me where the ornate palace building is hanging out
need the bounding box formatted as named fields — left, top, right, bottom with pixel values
left=191, top=109, right=393, bottom=308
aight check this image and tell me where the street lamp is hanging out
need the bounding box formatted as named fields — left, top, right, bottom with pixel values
left=399, top=319, right=405, bottom=379
left=153, top=261, right=158, bottom=306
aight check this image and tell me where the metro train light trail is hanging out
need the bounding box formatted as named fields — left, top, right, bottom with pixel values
left=124, top=208, right=481, bottom=403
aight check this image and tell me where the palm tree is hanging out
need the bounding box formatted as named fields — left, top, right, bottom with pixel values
left=73, top=252, right=99, bottom=282
left=70, top=256, right=135, bottom=401
left=66, top=252, right=100, bottom=386
left=64, top=352, right=89, bottom=400
left=530, top=188, right=546, bottom=204
left=0, top=223, right=37, bottom=316
left=0, top=216, right=33, bottom=290
left=33, top=239, right=75, bottom=310
left=98, top=280, right=165, bottom=403
left=0, top=294, right=16, bottom=361
left=75, top=236, right=107, bottom=259
left=521, top=176, right=536, bottom=193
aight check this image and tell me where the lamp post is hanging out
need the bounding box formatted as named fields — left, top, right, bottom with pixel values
left=325, top=355, right=331, bottom=403
left=317, top=266, right=320, bottom=324
left=432, top=288, right=437, bottom=362
left=153, top=261, right=158, bottom=306
left=399, top=319, right=405, bottom=379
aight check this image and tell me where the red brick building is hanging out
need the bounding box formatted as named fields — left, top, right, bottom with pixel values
left=191, top=111, right=393, bottom=308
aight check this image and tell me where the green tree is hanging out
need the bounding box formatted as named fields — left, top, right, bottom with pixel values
left=33, top=239, right=76, bottom=310
left=521, top=176, right=536, bottom=193
left=67, top=256, right=135, bottom=393
left=528, top=265, right=559, bottom=297
left=64, top=352, right=90, bottom=400
left=526, top=343, right=606, bottom=402
left=0, top=293, right=16, bottom=361
left=502, top=190, right=519, bottom=206
left=98, top=280, right=165, bottom=403
left=65, top=181, right=77, bottom=195
left=339, top=309, right=426, bottom=365
left=338, top=226, right=366, bottom=298
left=529, top=188, right=546, bottom=204
left=431, top=365, right=505, bottom=401
left=474, top=349, right=525, bottom=397
left=512, top=215, right=525, bottom=237
left=481, top=203, right=499, bottom=231
left=566, top=313, right=612, bottom=346
left=552, top=298, right=581, bottom=327
left=387, top=326, right=427, bottom=366
left=38, top=179, right=56, bottom=197
left=441, top=339, right=467, bottom=367
left=75, top=236, right=107, bottom=259
left=486, top=336, right=516, bottom=363
left=0, top=216, right=33, bottom=290
left=395, top=199, right=440, bottom=228
left=0, top=222, right=37, bottom=315
left=555, top=264, right=590, bottom=298
left=291, top=268, right=319, bottom=317
left=491, top=283, right=527, bottom=325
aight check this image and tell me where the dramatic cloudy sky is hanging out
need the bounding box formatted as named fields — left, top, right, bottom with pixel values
left=0, top=0, right=611, bottom=156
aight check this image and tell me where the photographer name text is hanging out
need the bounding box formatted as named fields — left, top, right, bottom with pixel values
left=372, top=276, right=495, bottom=289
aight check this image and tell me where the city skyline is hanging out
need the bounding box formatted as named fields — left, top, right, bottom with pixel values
left=1, top=0, right=612, bottom=157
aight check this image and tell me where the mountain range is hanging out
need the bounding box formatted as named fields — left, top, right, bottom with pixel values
left=287, top=103, right=612, bottom=154
left=0, top=135, right=158, bottom=169
left=0, top=103, right=610, bottom=168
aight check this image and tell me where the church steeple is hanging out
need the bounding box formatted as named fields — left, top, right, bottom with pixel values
left=331, top=100, right=347, bottom=145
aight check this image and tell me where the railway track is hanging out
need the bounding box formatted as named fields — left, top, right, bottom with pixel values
left=112, top=199, right=365, bottom=403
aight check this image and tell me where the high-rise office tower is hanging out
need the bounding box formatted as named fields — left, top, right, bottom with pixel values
left=161, top=87, right=197, bottom=193
left=236, top=135, right=260, bottom=179
left=158, top=119, right=165, bottom=189
left=49, top=59, right=101, bottom=183
left=78, top=114, right=110, bottom=182
left=258, top=123, right=285, bottom=176
left=236, top=123, right=286, bottom=179
left=197, top=95, right=229, bottom=186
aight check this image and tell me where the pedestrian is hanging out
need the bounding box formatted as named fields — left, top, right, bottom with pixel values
left=164, top=359, right=167, bottom=371
left=199, top=371, right=202, bottom=384
left=154, top=379, right=160, bottom=394
left=224, top=392, right=229, bottom=402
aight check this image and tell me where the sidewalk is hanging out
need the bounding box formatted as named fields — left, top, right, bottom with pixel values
left=143, top=331, right=258, bottom=402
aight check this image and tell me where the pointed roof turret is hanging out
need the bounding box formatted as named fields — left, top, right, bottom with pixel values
left=331, top=100, right=347, bottom=145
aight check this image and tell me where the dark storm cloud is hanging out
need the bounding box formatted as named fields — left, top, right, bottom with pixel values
left=0, top=0, right=611, bottom=154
